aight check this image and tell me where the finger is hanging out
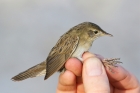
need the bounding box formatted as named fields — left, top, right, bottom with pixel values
left=65, top=58, right=82, bottom=76
left=56, top=70, right=76, bottom=93
left=82, top=52, right=110, bottom=93
left=94, top=53, right=104, bottom=60
left=106, top=65, right=140, bottom=90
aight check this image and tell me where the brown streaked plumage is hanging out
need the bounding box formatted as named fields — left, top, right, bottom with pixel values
left=11, top=22, right=120, bottom=81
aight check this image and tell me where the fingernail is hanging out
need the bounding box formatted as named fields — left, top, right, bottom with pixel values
left=85, top=58, right=102, bottom=76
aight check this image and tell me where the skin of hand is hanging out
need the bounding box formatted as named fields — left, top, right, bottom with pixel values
left=56, top=52, right=140, bottom=93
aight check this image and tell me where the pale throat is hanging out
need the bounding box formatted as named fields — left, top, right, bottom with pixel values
left=72, top=42, right=92, bottom=61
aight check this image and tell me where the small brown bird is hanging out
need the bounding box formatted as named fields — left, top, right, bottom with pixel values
left=11, top=22, right=120, bottom=81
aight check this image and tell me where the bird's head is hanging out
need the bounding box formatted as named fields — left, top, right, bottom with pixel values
left=84, top=22, right=113, bottom=39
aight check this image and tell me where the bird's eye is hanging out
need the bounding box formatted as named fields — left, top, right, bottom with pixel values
left=94, top=31, right=98, bottom=34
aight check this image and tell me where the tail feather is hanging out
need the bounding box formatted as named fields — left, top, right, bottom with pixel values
left=11, top=61, right=46, bottom=81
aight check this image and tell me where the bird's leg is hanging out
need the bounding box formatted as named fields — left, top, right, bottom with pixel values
left=102, top=58, right=122, bottom=72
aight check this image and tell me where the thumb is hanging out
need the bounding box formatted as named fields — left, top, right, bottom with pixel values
left=82, top=52, right=110, bottom=93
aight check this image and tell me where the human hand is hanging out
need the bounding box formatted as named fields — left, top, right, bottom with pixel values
left=56, top=52, right=140, bottom=93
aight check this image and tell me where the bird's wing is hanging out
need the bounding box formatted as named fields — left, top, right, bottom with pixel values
left=44, top=34, right=79, bottom=80
left=11, top=61, right=46, bottom=81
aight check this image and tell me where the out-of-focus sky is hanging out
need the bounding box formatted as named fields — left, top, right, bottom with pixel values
left=0, top=0, right=140, bottom=93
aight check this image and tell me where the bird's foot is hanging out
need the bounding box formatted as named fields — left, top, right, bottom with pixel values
left=102, top=58, right=122, bottom=72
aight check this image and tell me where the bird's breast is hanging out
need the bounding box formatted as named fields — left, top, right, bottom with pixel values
left=72, top=42, right=91, bottom=61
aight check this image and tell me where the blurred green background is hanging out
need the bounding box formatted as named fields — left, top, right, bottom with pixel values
left=0, top=0, right=140, bottom=93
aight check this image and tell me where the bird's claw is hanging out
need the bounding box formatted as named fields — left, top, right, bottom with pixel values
left=102, top=58, right=122, bottom=72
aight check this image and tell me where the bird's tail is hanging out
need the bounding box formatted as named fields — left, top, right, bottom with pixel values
left=11, top=61, right=46, bottom=81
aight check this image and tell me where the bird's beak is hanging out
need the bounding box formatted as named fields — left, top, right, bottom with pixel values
left=102, top=31, right=113, bottom=37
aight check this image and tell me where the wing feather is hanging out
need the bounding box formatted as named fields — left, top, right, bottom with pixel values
left=44, top=34, right=79, bottom=80
left=11, top=34, right=79, bottom=81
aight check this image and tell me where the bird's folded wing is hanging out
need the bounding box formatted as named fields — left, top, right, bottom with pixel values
left=44, top=34, right=79, bottom=80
